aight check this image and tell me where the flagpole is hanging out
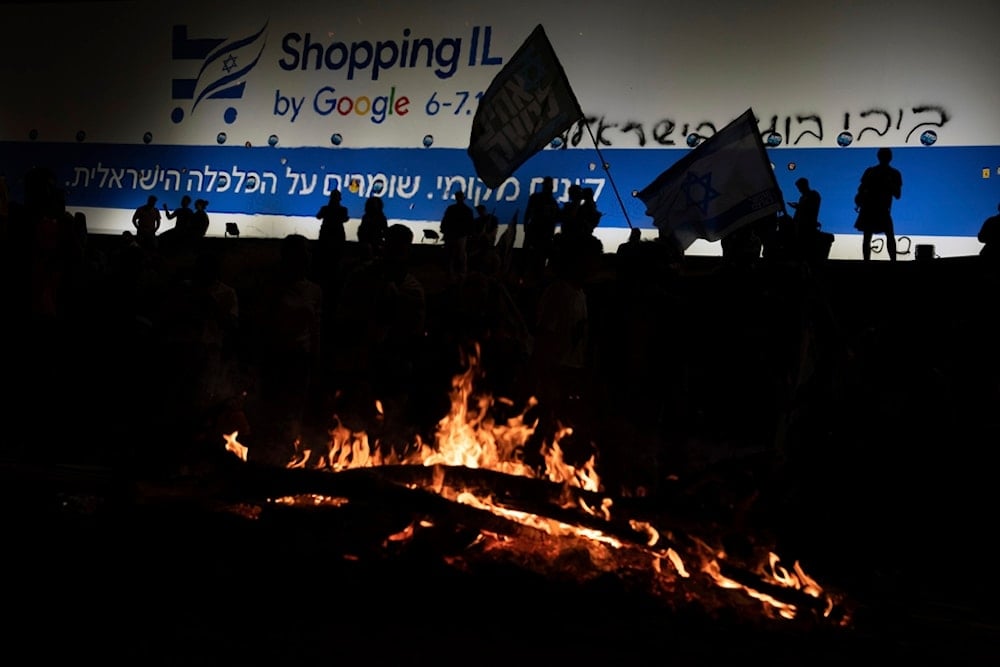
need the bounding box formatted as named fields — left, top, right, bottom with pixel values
left=581, top=121, right=634, bottom=229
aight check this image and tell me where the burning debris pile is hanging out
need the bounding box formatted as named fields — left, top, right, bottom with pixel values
left=218, top=347, right=851, bottom=631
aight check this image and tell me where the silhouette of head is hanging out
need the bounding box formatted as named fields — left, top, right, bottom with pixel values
left=147, top=195, right=157, bottom=206
left=454, top=190, right=465, bottom=203
left=329, top=189, right=342, bottom=203
left=384, top=223, right=413, bottom=264
left=877, top=147, right=893, bottom=164
left=181, top=195, right=191, bottom=207
left=280, top=233, right=310, bottom=278
left=795, top=177, right=810, bottom=192
left=629, top=227, right=641, bottom=242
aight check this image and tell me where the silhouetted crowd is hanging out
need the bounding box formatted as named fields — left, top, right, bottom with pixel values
left=2, top=166, right=999, bottom=502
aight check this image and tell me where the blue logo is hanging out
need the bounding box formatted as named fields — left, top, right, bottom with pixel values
left=170, top=22, right=269, bottom=125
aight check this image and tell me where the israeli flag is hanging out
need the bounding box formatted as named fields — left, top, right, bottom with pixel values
left=188, top=22, right=269, bottom=113
left=638, top=108, right=785, bottom=250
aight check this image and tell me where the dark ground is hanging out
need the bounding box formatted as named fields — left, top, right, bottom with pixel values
left=2, top=235, right=999, bottom=664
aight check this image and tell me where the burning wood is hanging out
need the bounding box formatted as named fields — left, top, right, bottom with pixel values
left=212, top=346, right=851, bottom=627
left=210, top=454, right=845, bottom=623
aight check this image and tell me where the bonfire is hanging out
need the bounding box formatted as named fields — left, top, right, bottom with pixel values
left=223, top=346, right=850, bottom=627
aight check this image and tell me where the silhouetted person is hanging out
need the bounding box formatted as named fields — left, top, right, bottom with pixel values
left=440, top=189, right=474, bottom=283
left=529, top=234, right=598, bottom=439
left=790, top=178, right=820, bottom=230
left=356, top=194, right=388, bottom=260
left=253, top=234, right=323, bottom=465
left=523, top=176, right=560, bottom=278
left=132, top=195, right=161, bottom=251
left=721, top=221, right=762, bottom=269
left=755, top=211, right=783, bottom=261
left=162, top=195, right=194, bottom=238
left=72, top=211, right=89, bottom=251
left=191, top=199, right=210, bottom=240
left=154, top=249, right=240, bottom=457
left=30, top=210, right=69, bottom=323
left=617, top=227, right=642, bottom=254
left=650, top=220, right=685, bottom=268
left=469, top=204, right=499, bottom=270
left=614, top=228, right=645, bottom=284
left=187, top=250, right=239, bottom=398
left=559, top=183, right=584, bottom=239
left=578, top=187, right=602, bottom=237
left=316, top=189, right=349, bottom=284
left=478, top=204, right=499, bottom=239
left=978, top=203, right=1000, bottom=264
left=5, top=169, right=108, bottom=464
left=441, top=247, right=533, bottom=403
left=786, top=177, right=821, bottom=260
left=494, top=212, right=519, bottom=277
left=854, top=148, right=902, bottom=261
left=58, top=210, right=91, bottom=319
left=369, top=224, right=427, bottom=404
left=332, top=224, right=427, bottom=431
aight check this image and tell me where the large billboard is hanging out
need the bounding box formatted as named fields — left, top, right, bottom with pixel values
left=2, top=0, right=998, bottom=259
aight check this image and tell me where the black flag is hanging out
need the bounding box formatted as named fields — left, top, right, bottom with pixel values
left=468, top=25, right=583, bottom=189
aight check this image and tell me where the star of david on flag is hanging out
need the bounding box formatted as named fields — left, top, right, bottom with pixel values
left=637, top=108, right=784, bottom=250
left=682, top=171, right=720, bottom=215
left=184, top=23, right=267, bottom=113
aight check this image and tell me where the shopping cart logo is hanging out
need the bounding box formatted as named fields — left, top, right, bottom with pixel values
left=170, top=22, right=269, bottom=124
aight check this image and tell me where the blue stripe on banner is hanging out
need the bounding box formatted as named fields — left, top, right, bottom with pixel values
left=701, top=187, right=785, bottom=239
left=207, top=83, right=246, bottom=100
left=2, top=142, right=997, bottom=238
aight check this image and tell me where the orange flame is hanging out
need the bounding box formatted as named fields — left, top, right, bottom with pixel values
left=700, top=548, right=837, bottom=620
left=281, top=346, right=602, bottom=494
left=223, top=431, right=248, bottom=461
left=222, top=346, right=845, bottom=624
left=455, top=492, right=622, bottom=548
